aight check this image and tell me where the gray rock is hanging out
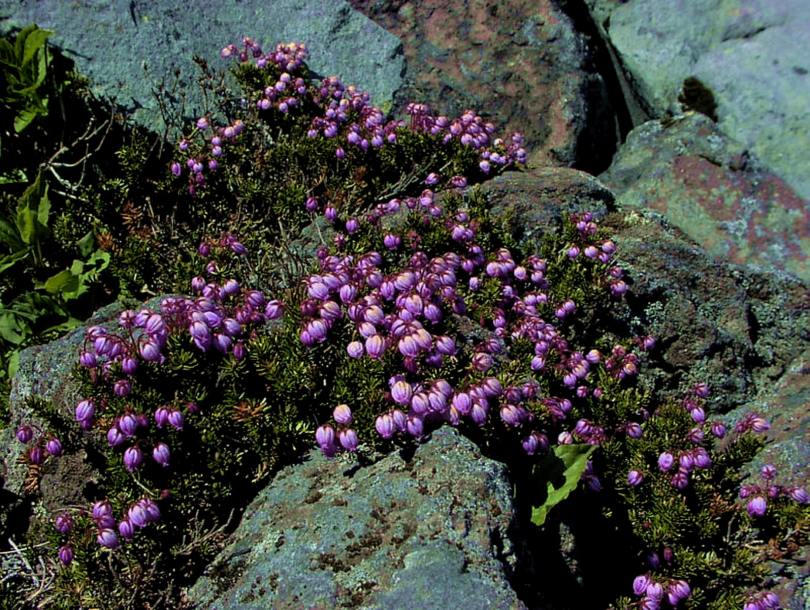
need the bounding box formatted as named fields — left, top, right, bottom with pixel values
left=187, top=426, right=526, bottom=610
left=586, top=0, right=810, bottom=200
left=0, top=303, right=123, bottom=539
left=0, top=0, right=404, bottom=130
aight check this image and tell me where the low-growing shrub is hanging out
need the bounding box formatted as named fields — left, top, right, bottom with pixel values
left=3, top=36, right=807, bottom=610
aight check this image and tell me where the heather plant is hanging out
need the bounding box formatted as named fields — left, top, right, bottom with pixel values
left=3, top=35, right=807, bottom=610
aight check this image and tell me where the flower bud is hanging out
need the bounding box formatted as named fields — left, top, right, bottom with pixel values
left=747, top=496, right=767, bottom=517
left=97, top=528, right=120, bottom=549
left=338, top=428, right=359, bottom=451
left=58, top=545, right=74, bottom=565
left=15, top=424, right=34, bottom=444
left=55, top=513, right=73, bottom=534
left=46, top=438, right=63, bottom=456
left=333, top=404, right=352, bottom=426
left=124, top=446, right=143, bottom=471
left=152, top=442, right=171, bottom=467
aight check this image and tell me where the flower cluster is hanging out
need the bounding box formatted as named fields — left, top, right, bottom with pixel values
left=170, top=118, right=246, bottom=195
left=631, top=574, right=691, bottom=609
left=64, top=236, right=283, bottom=555
left=739, top=463, right=809, bottom=517
left=298, top=185, right=632, bottom=457
left=405, top=102, right=527, bottom=172
left=14, top=423, right=62, bottom=464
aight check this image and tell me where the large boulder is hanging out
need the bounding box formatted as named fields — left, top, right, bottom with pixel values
left=186, top=426, right=526, bottom=610
left=600, top=113, right=810, bottom=282
left=585, top=0, right=810, bottom=201
left=0, top=0, right=404, bottom=129
left=0, top=303, right=122, bottom=537
left=350, top=0, right=617, bottom=172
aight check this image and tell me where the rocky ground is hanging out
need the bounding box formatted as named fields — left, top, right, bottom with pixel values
left=1, top=0, right=807, bottom=608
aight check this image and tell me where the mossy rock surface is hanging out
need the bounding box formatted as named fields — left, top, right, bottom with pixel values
left=187, top=426, right=526, bottom=610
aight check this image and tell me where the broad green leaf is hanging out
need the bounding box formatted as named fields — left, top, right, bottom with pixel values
left=13, top=25, right=37, bottom=64
left=41, top=268, right=79, bottom=295
left=36, top=177, right=50, bottom=226
left=7, top=349, right=20, bottom=378
left=530, top=444, right=596, bottom=527
left=69, top=259, right=84, bottom=276
left=13, top=107, right=38, bottom=133
left=22, top=27, right=51, bottom=67
left=77, top=231, right=95, bottom=257
left=0, top=248, right=29, bottom=273
left=0, top=217, right=23, bottom=250
left=0, top=312, right=26, bottom=344
left=15, top=171, right=47, bottom=244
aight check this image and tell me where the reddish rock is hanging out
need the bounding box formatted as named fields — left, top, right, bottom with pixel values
left=350, top=0, right=617, bottom=171
left=600, top=114, right=810, bottom=282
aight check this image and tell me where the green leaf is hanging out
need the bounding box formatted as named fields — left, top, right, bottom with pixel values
left=530, top=444, right=596, bottom=527
left=0, top=248, right=29, bottom=273
left=22, top=26, right=51, bottom=67
left=36, top=175, right=50, bottom=226
left=41, top=269, right=79, bottom=295
left=13, top=107, right=38, bottom=133
left=77, top=231, right=95, bottom=257
left=7, top=349, right=20, bottom=379
left=0, top=217, right=23, bottom=250
left=0, top=312, right=26, bottom=344
left=15, top=171, right=48, bottom=244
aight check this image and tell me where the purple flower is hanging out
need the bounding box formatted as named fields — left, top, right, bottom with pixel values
left=264, top=300, right=284, bottom=319
left=152, top=442, right=171, bottom=467
left=128, top=503, right=148, bottom=528
left=747, top=496, right=767, bottom=517
left=671, top=471, right=689, bottom=490
left=710, top=421, right=726, bottom=438
left=28, top=445, right=44, bottom=465
left=55, top=513, right=73, bottom=534
left=346, top=341, right=364, bottom=358
left=97, top=528, right=120, bottom=549
left=788, top=487, right=809, bottom=504
left=119, top=413, right=139, bottom=437
left=75, top=399, right=95, bottom=424
left=106, top=426, right=125, bottom=447
left=58, top=545, right=74, bottom=565
left=391, top=380, right=413, bottom=406
left=667, top=580, right=691, bottom=605
left=375, top=413, right=395, bottom=439
left=657, top=452, right=674, bottom=472
left=633, top=575, right=651, bottom=596
left=124, top=446, right=143, bottom=471
left=365, top=334, right=385, bottom=359
left=338, top=428, right=359, bottom=451
left=118, top=518, right=135, bottom=540
left=139, top=340, right=162, bottom=361
left=46, top=438, right=63, bottom=456
left=15, top=424, right=34, bottom=444
left=316, top=424, right=335, bottom=449
left=333, top=404, right=352, bottom=426
left=627, top=470, right=644, bottom=487
left=168, top=410, right=184, bottom=430
left=760, top=464, right=777, bottom=480
left=154, top=406, right=170, bottom=428
left=406, top=415, right=424, bottom=438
